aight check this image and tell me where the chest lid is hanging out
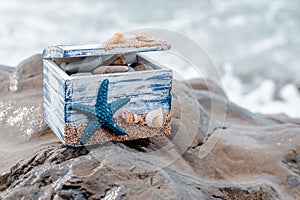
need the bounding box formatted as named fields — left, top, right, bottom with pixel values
left=43, top=32, right=171, bottom=59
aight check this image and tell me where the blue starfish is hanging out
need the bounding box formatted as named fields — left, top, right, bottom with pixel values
left=71, top=79, right=130, bottom=145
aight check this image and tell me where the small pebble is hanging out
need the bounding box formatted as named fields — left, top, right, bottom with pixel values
left=103, top=55, right=126, bottom=66
left=65, top=56, right=102, bottom=74
left=129, top=62, right=146, bottom=71
left=93, top=66, right=128, bottom=74
left=129, top=165, right=136, bottom=171
left=110, top=56, right=126, bottom=66
left=60, top=62, right=68, bottom=69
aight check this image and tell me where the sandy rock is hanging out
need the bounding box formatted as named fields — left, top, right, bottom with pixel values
left=0, top=56, right=60, bottom=175
left=0, top=138, right=284, bottom=199
left=187, top=78, right=226, bottom=97
left=0, top=54, right=51, bottom=95
left=17, top=54, right=43, bottom=78
left=14, top=54, right=43, bottom=92
left=0, top=65, right=14, bottom=96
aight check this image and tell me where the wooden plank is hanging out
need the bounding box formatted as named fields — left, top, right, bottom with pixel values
left=43, top=60, right=68, bottom=96
left=43, top=59, right=68, bottom=143
left=43, top=43, right=171, bottom=58
left=43, top=83, right=65, bottom=117
left=68, top=70, right=172, bottom=99
left=44, top=108, right=65, bottom=143
left=65, top=69, right=172, bottom=124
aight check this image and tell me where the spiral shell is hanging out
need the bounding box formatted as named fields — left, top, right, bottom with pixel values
left=135, top=32, right=155, bottom=42
left=121, top=110, right=143, bottom=124
left=112, top=32, right=124, bottom=39
left=110, top=32, right=124, bottom=44
left=146, top=108, right=164, bottom=128
left=110, top=36, right=120, bottom=44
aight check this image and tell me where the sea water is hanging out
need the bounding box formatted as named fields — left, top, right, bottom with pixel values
left=0, top=0, right=299, bottom=117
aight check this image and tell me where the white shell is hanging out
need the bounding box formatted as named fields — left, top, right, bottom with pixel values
left=110, top=36, right=121, bottom=44
left=121, top=110, right=143, bottom=124
left=135, top=32, right=155, bottom=42
left=145, top=108, right=164, bottom=128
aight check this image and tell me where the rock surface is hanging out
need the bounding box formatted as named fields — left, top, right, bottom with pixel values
left=0, top=54, right=60, bottom=175
left=0, top=55, right=300, bottom=199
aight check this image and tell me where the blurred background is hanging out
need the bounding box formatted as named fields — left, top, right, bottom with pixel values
left=0, top=0, right=299, bottom=117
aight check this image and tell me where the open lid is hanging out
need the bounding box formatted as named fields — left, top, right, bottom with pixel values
left=43, top=34, right=171, bottom=59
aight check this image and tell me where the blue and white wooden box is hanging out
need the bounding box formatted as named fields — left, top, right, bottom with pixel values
left=43, top=42, right=172, bottom=146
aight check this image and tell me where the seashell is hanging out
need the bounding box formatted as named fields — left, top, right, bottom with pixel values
left=102, top=54, right=126, bottom=66
left=112, top=32, right=124, bottom=40
left=92, top=65, right=128, bottom=74
left=135, top=32, right=155, bottom=42
left=121, top=110, right=143, bottom=124
left=110, top=36, right=120, bottom=44
left=146, top=108, right=164, bottom=128
left=129, top=62, right=146, bottom=71
left=110, top=32, right=124, bottom=44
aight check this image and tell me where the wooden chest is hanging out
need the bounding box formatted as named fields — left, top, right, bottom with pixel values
left=43, top=35, right=172, bottom=146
